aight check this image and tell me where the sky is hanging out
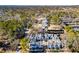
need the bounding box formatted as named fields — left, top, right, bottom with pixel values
left=0, top=0, right=78, bottom=5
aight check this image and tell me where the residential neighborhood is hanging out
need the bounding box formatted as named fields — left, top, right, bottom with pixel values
left=0, top=6, right=79, bottom=53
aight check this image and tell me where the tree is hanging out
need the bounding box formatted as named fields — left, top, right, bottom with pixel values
left=64, top=26, right=78, bottom=52
left=0, top=19, right=25, bottom=52
left=47, top=14, right=61, bottom=25
left=20, top=38, right=29, bottom=52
